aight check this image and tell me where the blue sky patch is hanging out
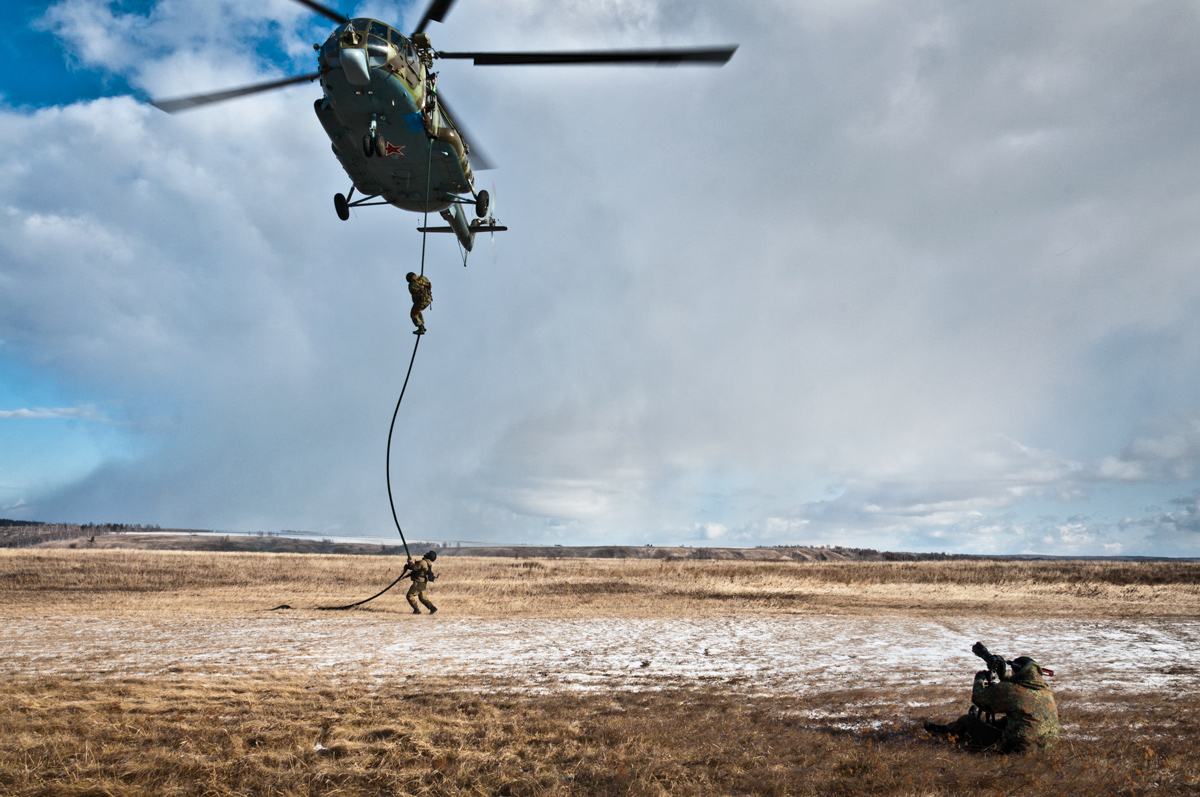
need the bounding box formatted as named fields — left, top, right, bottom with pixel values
left=0, top=2, right=137, bottom=107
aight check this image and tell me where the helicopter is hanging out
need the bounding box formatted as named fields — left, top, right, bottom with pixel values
left=151, top=0, right=737, bottom=253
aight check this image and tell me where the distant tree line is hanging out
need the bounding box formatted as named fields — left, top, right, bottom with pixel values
left=0, top=522, right=162, bottom=548
left=754, top=543, right=973, bottom=561
left=0, top=524, right=84, bottom=548
left=79, top=522, right=161, bottom=532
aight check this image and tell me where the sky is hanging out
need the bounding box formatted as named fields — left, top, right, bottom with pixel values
left=2, top=0, right=1200, bottom=555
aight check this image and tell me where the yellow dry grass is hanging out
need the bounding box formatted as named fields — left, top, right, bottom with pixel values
left=1, top=548, right=1198, bottom=618
left=3, top=549, right=1198, bottom=795
left=0, top=672, right=1196, bottom=796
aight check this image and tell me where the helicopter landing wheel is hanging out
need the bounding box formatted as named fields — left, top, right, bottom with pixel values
left=334, top=192, right=350, bottom=221
left=475, top=189, right=489, bottom=218
left=362, top=133, right=375, bottom=158
left=372, top=134, right=384, bottom=157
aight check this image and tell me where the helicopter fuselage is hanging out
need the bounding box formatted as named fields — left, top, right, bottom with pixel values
left=314, top=19, right=476, bottom=216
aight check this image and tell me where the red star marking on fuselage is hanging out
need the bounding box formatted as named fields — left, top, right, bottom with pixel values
left=385, top=142, right=406, bottom=156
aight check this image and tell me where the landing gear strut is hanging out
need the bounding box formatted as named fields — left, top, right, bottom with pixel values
left=333, top=186, right=389, bottom=219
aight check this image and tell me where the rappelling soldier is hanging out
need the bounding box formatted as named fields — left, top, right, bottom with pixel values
left=406, top=272, right=432, bottom=334
left=924, top=643, right=1059, bottom=753
left=402, top=550, right=438, bottom=614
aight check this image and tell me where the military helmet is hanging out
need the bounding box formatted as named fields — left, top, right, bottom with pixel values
left=424, top=550, right=437, bottom=561
left=1010, top=656, right=1054, bottom=676
left=406, top=272, right=417, bottom=281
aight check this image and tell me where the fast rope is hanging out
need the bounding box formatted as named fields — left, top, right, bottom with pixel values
left=420, top=136, right=433, bottom=277
left=311, top=138, right=436, bottom=612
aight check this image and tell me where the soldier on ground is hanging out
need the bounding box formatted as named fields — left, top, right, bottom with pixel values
left=924, top=643, right=1059, bottom=753
left=407, top=272, right=432, bottom=335
left=402, top=550, right=438, bottom=614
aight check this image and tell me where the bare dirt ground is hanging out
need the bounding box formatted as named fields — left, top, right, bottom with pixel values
left=2, top=550, right=1198, bottom=795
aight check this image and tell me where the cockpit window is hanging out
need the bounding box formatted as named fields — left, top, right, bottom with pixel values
left=369, top=21, right=390, bottom=38
left=367, top=34, right=389, bottom=66
left=351, top=19, right=370, bottom=31
left=322, top=38, right=340, bottom=67
left=395, top=36, right=418, bottom=71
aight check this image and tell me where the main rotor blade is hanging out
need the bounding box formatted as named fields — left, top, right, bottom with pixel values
left=436, top=45, right=738, bottom=66
left=289, top=0, right=348, bottom=25
left=150, top=72, right=321, bottom=114
left=436, top=92, right=496, bottom=171
left=413, top=0, right=457, bottom=34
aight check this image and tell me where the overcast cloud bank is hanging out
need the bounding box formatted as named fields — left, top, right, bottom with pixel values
left=2, top=0, right=1200, bottom=555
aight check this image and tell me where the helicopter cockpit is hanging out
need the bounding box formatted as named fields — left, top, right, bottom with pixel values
left=321, top=20, right=423, bottom=90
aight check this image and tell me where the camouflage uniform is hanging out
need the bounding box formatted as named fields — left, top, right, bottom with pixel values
left=404, top=557, right=437, bottom=614
left=408, top=274, right=432, bottom=332
left=933, top=660, right=1059, bottom=753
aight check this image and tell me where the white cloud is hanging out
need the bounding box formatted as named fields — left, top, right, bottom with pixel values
left=1089, top=419, right=1200, bottom=482
left=37, top=0, right=325, bottom=95
left=0, top=407, right=107, bottom=420
left=499, top=475, right=643, bottom=521
left=1097, top=456, right=1149, bottom=482
left=1134, top=489, right=1200, bottom=537
left=2, top=0, right=1200, bottom=554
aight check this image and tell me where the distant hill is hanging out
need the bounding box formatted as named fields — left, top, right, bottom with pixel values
left=3, top=521, right=968, bottom=561
left=7, top=521, right=1188, bottom=561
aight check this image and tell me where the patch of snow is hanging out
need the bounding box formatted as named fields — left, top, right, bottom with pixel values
left=3, top=614, right=1197, bottom=700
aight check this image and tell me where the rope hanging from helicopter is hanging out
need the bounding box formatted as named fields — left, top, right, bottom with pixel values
left=142, top=0, right=740, bottom=617
left=313, top=137, right=436, bottom=611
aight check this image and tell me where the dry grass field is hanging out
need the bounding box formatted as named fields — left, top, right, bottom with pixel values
left=3, top=548, right=1199, bottom=618
left=3, top=674, right=1195, bottom=796
left=2, top=550, right=1199, bottom=795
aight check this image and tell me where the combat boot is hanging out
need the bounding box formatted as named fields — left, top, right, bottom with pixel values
left=411, top=608, right=421, bottom=615
left=429, top=606, right=438, bottom=615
